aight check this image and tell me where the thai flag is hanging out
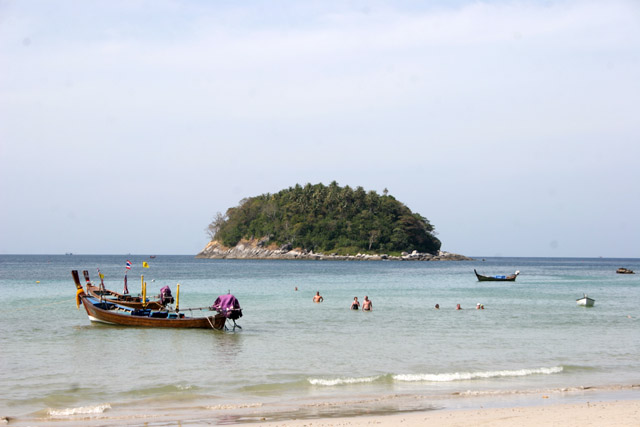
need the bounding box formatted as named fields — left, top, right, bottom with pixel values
left=126, top=260, right=132, bottom=270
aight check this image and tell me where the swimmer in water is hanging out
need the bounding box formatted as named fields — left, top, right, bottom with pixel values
left=362, top=296, right=372, bottom=311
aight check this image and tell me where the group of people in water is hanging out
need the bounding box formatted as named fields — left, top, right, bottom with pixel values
left=435, top=303, right=484, bottom=309
left=310, top=290, right=483, bottom=311
left=312, top=291, right=372, bottom=311
left=350, top=296, right=372, bottom=311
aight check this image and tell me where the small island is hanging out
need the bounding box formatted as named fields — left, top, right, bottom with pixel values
left=197, top=182, right=470, bottom=261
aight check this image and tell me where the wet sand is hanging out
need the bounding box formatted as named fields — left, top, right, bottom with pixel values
left=6, top=398, right=639, bottom=426
left=241, top=399, right=640, bottom=427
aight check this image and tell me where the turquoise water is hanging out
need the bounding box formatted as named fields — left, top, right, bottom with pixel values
left=1, top=255, right=639, bottom=425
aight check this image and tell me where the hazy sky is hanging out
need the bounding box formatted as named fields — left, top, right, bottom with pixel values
left=1, top=0, right=639, bottom=257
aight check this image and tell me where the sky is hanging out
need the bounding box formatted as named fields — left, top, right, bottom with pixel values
left=1, top=0, right=639, bottom=258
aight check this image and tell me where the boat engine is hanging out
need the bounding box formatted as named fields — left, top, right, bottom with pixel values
left=160, top=286, right=175, bottom=305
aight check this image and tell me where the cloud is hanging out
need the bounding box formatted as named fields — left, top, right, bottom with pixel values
left=3, top=0, right=639, bottom=160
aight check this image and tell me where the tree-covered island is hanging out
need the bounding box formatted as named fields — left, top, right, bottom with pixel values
left=197, top=182, right=470, bottom=261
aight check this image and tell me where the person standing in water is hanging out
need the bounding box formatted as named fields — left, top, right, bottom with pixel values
left=313, top=291, right=323, bottom=303
left=350, top=297, right=360, bottom=310
left=362, top=296, right=372, bottom=311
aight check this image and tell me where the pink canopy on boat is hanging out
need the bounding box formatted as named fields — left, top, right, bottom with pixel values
left=212, top=294, right=242, bottom=320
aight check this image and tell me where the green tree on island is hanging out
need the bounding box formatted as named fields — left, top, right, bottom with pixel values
left=206, top=182, right=441, bottom=255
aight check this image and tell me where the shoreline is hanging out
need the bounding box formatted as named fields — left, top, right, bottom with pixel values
left=232, top=385, right=640, bottom=426
left=8, top=384, right=639, bottom=426
left=239, top=399, right=640, bottom=427
left=196, top=239, right=472, bottom=261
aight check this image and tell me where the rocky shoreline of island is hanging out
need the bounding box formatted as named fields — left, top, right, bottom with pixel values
left=196, top=239, right=472, bottom=261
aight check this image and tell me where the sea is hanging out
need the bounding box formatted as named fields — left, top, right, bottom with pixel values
left=1, top=255, right=639, bottom=426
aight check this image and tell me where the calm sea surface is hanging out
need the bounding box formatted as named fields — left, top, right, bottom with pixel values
left=1, top=255, right=639, bottom=425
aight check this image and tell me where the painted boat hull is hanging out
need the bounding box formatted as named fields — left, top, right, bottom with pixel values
left=80, top=296, right=226, bottom=328
left=86, top=283, right=164, bottom=310
left=83, top=270, right=165, bottom=310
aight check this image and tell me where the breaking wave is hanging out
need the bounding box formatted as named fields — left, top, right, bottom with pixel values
left=308, top=376, right=382, bottom=386
left=47, top=403, right=111, bottom=417
left=393, top=366, right=564, bottom=382
left=308, top=366, right=564, bottom=387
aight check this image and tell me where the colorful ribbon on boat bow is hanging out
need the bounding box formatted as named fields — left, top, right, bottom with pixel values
left=75, top=288, right=83, bottom=309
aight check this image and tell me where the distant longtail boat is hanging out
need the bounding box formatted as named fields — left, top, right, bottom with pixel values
left=474, top=269, right=520, bottom=282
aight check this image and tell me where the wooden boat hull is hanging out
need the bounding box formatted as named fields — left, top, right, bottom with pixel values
left=80, top=296, right=226, bottom=328
left=83, top=270, right=165, bottom=310
left=474, top=269, right=518, bottom=282
left=86, top=283, right=164, bottom=310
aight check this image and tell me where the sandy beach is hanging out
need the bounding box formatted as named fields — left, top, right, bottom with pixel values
left=4, top=390, right=639, bottom=426
left=242, top=399, right=640, bottom=427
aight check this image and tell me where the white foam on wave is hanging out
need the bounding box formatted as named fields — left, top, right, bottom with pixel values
left=308, top=376, right=381, bottom=386
left=207, top=402, right=263, bottom=410
left=454, top=383, right=628, bottom=397
left=394, top=366, right=563, bottom=382
left=47, top=403, right=111, bottom=417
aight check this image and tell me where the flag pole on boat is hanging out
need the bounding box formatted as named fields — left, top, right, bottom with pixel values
left=141, top=261, right=150, bottom=308
left=124, top=260, right=131, bottom=294
left=141, top=275, right=146, bottom=308
left=97, top=268, right=105, bottom=292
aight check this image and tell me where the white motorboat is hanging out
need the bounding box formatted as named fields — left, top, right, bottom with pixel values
left=576, top=294, right=595, bottom=307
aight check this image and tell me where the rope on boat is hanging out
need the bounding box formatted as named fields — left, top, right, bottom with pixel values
left=205, top=316, right=217, bottom=330
left=180, top=307, right=241, bottom=331
left=183, top=306, right=214, bottom=312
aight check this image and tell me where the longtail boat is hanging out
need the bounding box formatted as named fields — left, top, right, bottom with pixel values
left=72, top=270, right=242, bottom=330
left=616, top=267, right=635, bottom=274
left=474, top=269, right=520, bottom=282
left=82, top=270, right=166, bottom=310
